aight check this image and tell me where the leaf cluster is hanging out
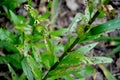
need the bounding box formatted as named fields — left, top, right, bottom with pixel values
left=0, top=0, right=119, bottom=80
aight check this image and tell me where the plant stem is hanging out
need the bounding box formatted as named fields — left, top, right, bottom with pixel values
left=42, top=10, right=100, bottom=80
left=88, top=11, right=100, bottom=24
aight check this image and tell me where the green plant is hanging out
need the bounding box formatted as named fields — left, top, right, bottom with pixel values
left=0, top=0, right=27, bottom=17
left=0, top=0, right=119, bottom=80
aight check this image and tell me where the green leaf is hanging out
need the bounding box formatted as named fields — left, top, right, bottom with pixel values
left=6, top=54, right=22, bottom=68
left=40, top=12, right=50, bottom=21
left=1, top=0, right=27, bottom=10
left=88, top=0, right=95, bottom=19
left=50, top=28, right=67, bottom=36
left=9, top=10, right=20, bottom=25
left=84, top=4, right=90, bottom=22
left=67, top=13, right=81, bottom=35
left=75, top=42, right=98, bottom=54
left=101, top=0, right=110, bottom=4
left=44, top=37, right=54, bottom=54
left=47, top=53, right=86, bottom=79
left=60, top=53, right=113, bottom=65
left=51, top=0, right=60, bottom=24
left=2, top=5, right=9, bottom=16
left=19, top=73, right=26, bottom=80
left=65, top=13, right=81, bottom=50
left=75, top=65, right=94, bottom=78
left=76, top=25, right=85, bottom=39
left=91, top=56, right=113, bottom=64
left=106, top=45, right=120, bottom=56
left=23, top=25, right=33, bottom=35
left=7, top=64, right=18, bottom=80
left=0, top=28, right=16, bottom=44
left=47, top=52, right=112, bottom=79
left=65, top=36, right=77, bottom=51
left=21, top=58, right=34, bottom=80
left=41, top=52, right=55, bottom=69
left=31, top=46, right=41, bottom=63
left=88, top=18, right=120, bottom=35
left=44, top=37, right=57, bottom=66
left=48, top=62, right=93, bottom=80
left=99, top=64, right=117, bottom=80
left=48, top=64, right=84, bottom=80
left=10, top=10, right=32, bottom=34
left=54, top=44, right=64, bottom=56
left=25, top=5, right=39, bottom=20
left=0, top=41, right=19, bottom=54
left=17, top=0, right=27, bottom=3
left=27, top=55, right=42, bottom=80
left=64, top=75, right=74, bottom=80
left=81, top=34, right=100, bottom=43
left=60, top=53, right=84, bottom=65
left=0, top=56, right=6, bottom=64
left=76, top=78, right=85, bottom=80
left=9, top=10, right=27, bottom=27
left=0, top=53, right=22, bottom=69
left=95, top=36, right=120, bottom=41
left=97, top=7, right=106, bottom=18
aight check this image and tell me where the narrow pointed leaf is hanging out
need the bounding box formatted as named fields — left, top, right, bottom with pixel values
left=0, top=53, right=22, bottom=69
left=106, top=45, right=120, bottom=56
left=75, top=42, right=98, bottom=54
left=21, top=58, right=34, bottom=80
left=99, top=64, right=117, bottom=80
left=7, top=64, right=18, bottom=80
left=67, top=13, right=81, bottom=35
left=9, top=10, right=20, bottom=25
left=0, top=28, right=16, bottom=44
left=91, top=56, right=113, bottom=64
left=51, top=0, right=60, bottom=24
left=0, top=41, right=19, bottom=54
left=27, top=55, right=42, bottom=80
left=89, top=18, right=120, bottom=35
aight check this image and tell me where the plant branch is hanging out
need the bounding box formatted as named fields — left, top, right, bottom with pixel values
left=42, top=10, right=100, bottom=80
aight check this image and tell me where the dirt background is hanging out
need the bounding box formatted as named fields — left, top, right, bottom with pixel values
left=0, top=0, right=120, bottom=80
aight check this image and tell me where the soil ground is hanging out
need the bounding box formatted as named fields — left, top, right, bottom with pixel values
left=0, top=0, right=120, bottom=80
